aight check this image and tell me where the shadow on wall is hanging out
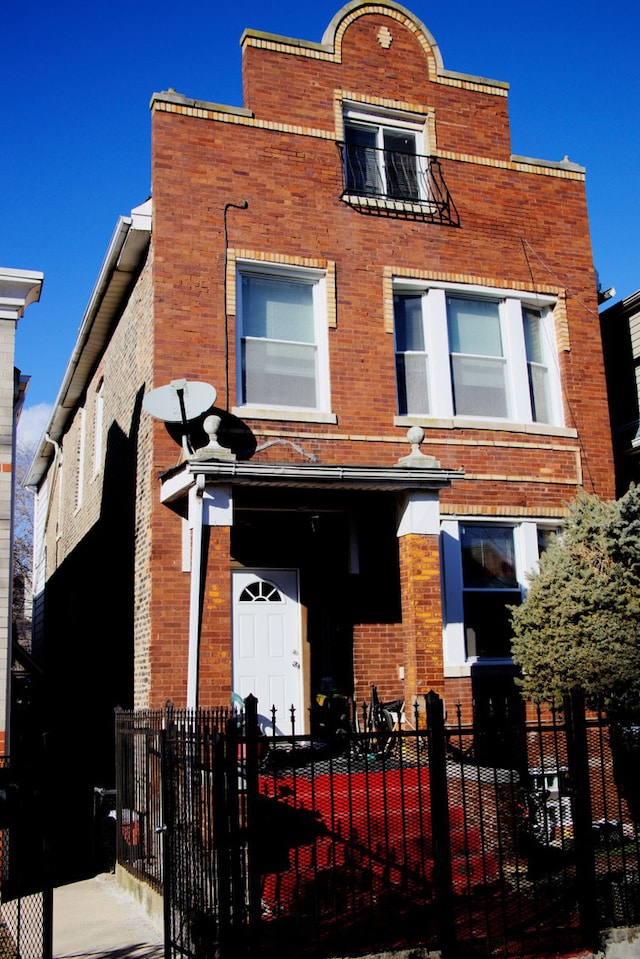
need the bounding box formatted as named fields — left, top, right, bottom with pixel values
left=34, top=387, right=145, bottom=884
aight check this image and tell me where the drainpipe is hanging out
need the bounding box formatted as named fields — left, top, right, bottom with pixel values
left=186, top=474, right=205, bottom=709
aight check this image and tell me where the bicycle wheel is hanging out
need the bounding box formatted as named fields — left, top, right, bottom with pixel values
left=371, top=707, right=395, bottom=759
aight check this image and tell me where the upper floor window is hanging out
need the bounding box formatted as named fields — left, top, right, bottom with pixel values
left=344, top=118, right=421, bottom=201
left=339, top=103, right=459, bottom=225
left=93, top=379, right=104, bottom=476
left=236, top=263, right=330, bottom=413
left=76, top=407, right=86, bottom=509
left=393, top=283, right=563, bottom=427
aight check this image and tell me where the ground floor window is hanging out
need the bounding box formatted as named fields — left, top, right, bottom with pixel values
left=441, top=518, right=559, bottom=669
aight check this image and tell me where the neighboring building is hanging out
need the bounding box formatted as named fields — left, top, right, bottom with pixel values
left=0, top=267, right=43, bottom=755
left=26, top=0, right=613, bottom=873
left=600, top=290, right=640, bottom=496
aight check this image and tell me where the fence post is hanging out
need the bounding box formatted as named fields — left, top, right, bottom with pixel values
left=426, top=690, right=457, bottom=959
left=160, top=704, right=176, bottom=959
left=565, top=689, right=599, bottom=951
left=244, top=694, right=263, bottom=926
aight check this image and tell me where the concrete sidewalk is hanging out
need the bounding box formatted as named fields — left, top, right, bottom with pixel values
left=53, top=873, right=164, bottom=959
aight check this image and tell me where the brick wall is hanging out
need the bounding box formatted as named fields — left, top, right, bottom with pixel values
left=143, top=3, right=614, bottom=709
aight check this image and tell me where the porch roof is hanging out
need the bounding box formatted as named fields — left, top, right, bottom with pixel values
left=159, top=459, right=463, bottom=508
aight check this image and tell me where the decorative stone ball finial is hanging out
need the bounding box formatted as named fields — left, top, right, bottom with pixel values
left=395, top=426, right=440, bottom=468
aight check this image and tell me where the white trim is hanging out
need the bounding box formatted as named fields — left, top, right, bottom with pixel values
left=235, top=260, right=332, bottom=415
left=76, top=408, right=86, bottom=509
left=397, top=491, right=440, bottom=536
left=392, top=279, right=564, bottom=428
left=93, top=380, right=104, bottom=477
left=441, top=516, right=562, bottom=669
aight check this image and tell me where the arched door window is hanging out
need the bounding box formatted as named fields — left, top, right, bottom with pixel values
left=239, top=580, right=283, bottom=603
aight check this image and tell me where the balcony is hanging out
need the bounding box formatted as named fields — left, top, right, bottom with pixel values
left=338, top=142, right=459, bottom=225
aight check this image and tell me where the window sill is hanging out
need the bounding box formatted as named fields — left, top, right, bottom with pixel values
left=342, top=192, right=446, bottom=216
left=233, top=405, right=337, bottom=425
left=444, top=658, right=514, bottom=678
left=394, top=415, right=577, bottom=438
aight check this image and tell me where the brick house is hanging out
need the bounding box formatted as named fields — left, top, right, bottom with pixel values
left=26, top=0, right=613, bottom=871
left=600, top=290, right=640, bottom=496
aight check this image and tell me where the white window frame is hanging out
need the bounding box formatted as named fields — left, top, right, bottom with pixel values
left=235, top=261, right=332, bottom=418
left=76, top=407, right=86, bottom=509
left=392, top=280, right=563, bottom=428
left=442, top=518, right=560, bottom=674
left=343, top=105, right=428, bottom=203
left=93, top=379, right=104, bottom=477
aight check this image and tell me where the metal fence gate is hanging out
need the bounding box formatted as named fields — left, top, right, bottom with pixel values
left=117, top=692, right=640, bottom=959
left=0, top=759, right=52, bottom=959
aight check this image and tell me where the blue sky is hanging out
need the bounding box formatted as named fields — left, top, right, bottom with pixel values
left=4, top=0, right=639, bottom=444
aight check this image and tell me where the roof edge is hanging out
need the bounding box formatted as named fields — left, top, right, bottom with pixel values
left=25, top=199, right=152, bottom=489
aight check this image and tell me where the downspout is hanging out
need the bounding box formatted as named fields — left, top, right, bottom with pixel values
left=186, top=474, right=205, bottom=708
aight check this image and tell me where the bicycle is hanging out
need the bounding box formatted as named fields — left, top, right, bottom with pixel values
left=354, top=684, right=404, bottom=760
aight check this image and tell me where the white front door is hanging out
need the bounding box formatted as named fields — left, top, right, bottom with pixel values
left=232, top=568, right=303, bottom=732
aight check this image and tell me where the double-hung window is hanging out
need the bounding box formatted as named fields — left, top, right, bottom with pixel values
left=523, top=307, right=552, bottom=424
left=393, top=283, right=562, bottom=427
left=441, top=519, right=559, bottom=667
left=447, top=296, right=508, bottom=418
left=460, top=524, right=522, bottom=659
left=343, top=108, right=425, bottom=202
left=236, top=264, right=329, bottom=413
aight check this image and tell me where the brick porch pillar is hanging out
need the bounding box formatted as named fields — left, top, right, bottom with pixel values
left=397, top=492, right=445, bottom=710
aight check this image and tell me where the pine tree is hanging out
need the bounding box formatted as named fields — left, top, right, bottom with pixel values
left=511, top=487, right=640, bottom=707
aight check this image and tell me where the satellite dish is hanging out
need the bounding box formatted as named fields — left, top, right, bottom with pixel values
left=143, top=379, right=217, bottom=424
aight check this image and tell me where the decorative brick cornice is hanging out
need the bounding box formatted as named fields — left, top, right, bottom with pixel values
left=151, top=93, right=583, bottom=184
left=440, top=504, right=570, bottom=518
left=241, top=3, right=509, bottom=97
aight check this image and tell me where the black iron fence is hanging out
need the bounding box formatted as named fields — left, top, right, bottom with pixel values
left=115, top=692, right=640, bottom=959
left=0, top=757, right=52, bottom=959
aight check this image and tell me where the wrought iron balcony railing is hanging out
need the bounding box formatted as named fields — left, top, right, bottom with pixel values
left=338, top=142, right=459, bottom=226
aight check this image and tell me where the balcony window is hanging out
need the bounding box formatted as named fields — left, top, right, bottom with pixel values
left=344, top=121, right=420, bottom=201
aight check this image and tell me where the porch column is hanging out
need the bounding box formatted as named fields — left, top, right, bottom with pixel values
left=397, top=491, right=445, bottom=709
left=188, top=483, right=233, bottom=707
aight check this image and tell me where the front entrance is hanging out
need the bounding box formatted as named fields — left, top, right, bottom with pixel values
left=232, top=568, right=303, bottom=730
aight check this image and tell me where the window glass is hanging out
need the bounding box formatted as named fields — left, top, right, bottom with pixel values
left=344, top=116, right=421, bottom=200
left=537, top=526, right=556, bottom=556
left=239, top=268, right=323, bottom=409
left=447, top=297, right=502, bottom=356
left=461, top=524, right=517, bottom=587
left=394, top=294, right=424, bottom=352
left=242, top=274, right=315, bottom=343
left=384, top=131, right=419, bottom=200
left=447, top=297, right=507, bottom=417
left=523, top=308, right=552, bottom=423
left=394, top=294, right=429, bottom=414
left=243, top=340, right=317, bottom=407
left=460, top=524, right=521, bottom=659
left=463, top=591, right=518, bottom=658
left=344, top=122, right=381, bottom=195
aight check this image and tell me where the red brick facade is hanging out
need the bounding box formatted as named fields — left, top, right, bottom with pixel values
left=36, top=2, right=614, bottom=738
